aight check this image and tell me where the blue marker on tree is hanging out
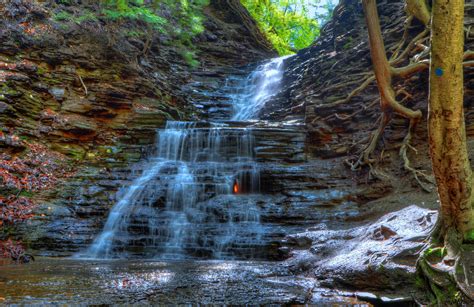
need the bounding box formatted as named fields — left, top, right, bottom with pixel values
left=435, top=67, right=443, bottom=77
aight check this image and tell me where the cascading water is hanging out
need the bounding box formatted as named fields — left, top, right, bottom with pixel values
left=84, top=56, right=289, bottom=259
left=232, top=55, right=291, bottom=120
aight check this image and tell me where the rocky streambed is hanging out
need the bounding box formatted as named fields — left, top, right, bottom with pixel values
left=0, top=258, right=329, bottom=305
left=0, top=257, right=415, bottom=305
left=1, top=204, right=436, bottom=305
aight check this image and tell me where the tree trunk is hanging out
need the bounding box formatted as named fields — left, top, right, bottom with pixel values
left=429, top=0, right=474, bottom=243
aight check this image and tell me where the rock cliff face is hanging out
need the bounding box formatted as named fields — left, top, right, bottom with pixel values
left=263, top=0, right=474, bottom=298
left=264, top=0, right=474, bottom=161
left=0, top=0, right=273, bottom=151
left=0, top=0, right=273, bottom=252
left=2, top=0, right=473, bottom=299
left=258, top=0, right=474, bottom=202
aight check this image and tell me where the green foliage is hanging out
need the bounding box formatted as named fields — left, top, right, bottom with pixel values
left=100, top=0, right=209, bottom=36
left=53, top=11, right=72, bottom=22
left=125, top=30, right=144, bottom=38
left=465, top=229, right=474, bottom=242
left=181, top=50, right=200, bottom=68
left=241, top=0, right=323, bottom=55
left=52, top=0, right=210, bottom=65
left=414, top=275, right=425, bottom=289
left=312, top=0, right=336, bottom=25
left=342, top=37, right=353, bottom=50
left=164, top=0, right=209, bottom=67
left=102, top=0, right=166, bottom=30
left=54, top=9, right=98, bottom=23
left=424, top=246, right=447, bottom=261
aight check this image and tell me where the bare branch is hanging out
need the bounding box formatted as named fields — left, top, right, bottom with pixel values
left=77, top=72, right=88, bottom=96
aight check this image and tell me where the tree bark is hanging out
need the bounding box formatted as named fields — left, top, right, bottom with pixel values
left=405, top=0, right=431, bottom=26
left=429, top=0, right=474, bottom=242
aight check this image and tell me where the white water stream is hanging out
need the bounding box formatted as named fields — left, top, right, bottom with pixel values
left=84, top=56, right=289, bottom=259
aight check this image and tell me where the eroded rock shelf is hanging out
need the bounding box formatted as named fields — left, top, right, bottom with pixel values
left=1, top=0, right=473, bottom=305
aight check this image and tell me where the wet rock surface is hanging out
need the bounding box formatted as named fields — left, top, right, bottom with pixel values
left=458, top=245, right=474, bottom=299
left=2, top=0, right=472, bottom=304
left=260, top=0, right=474, bottom=190
left=20, top=119, right=353, bottom=259
left=250, top=0, right=473, bottom=298
left=0, top=0, right=272, bottom=254
left=0, top=258, right=377, bottom=305
left=286, top=205, right=437, bottom=294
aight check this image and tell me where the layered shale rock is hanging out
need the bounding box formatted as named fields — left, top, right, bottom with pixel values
left=0, top=0, right=273, bottom=251
left=2, top=0, right=473, bottom=300
left=262, top=0, right=474, bottom=164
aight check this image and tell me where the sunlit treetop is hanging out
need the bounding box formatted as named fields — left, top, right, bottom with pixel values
left=241, top=0, right=334, bottom=55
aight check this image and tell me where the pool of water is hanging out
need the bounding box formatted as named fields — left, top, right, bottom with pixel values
left=0, top=258, right=366, bottom=305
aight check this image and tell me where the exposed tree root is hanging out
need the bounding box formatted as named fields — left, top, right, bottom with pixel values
left=389, top=16, right=413, bottom=59
left=350, top=112, right=390, bottom=171
left=141, top=26, right=153, bottom=56
left=418, top=243, right=474, bottom=304
left=316, top=18, right=430, bottom=112
left=396, top=88, right=413, bottom=102
left=399, top=120, right=435, bottom=192
left=318, top=75, right=375, bottom=109
left=405, top=0, right=431, bottom=26
left=318, top=72, right=372, bottom=94
left=76, top=72, right=88, bottom=96
left=466, top=25, right=473, bottom=40
left=463, top=50, right=474, bottom=67
left=347, top=0, right=432, bottom=191
left=390, top=28, right=429, bottom=65
left=332, top=99, right=379, bottom=121
left=464, top=50, right=474, bottom=59
left=315, top=6, right=429, bottom=130
left=454, top=256, right=474, bottom=301
left=391, top=61, right=429, bottom=77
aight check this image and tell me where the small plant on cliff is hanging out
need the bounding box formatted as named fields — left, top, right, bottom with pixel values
left=102, top=0, right=166, bottom=29
left=52, top=0, right=210, bottom=66
left=100, top=0, right=209, bottom=66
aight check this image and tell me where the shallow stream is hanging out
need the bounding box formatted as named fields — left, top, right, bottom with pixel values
left=0, top=258, right=365, bottom=305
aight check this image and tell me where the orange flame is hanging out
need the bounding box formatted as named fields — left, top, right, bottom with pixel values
left=233, top=180, right=239, bottom=194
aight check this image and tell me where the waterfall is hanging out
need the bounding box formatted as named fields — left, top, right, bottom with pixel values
left=84, top=56, right=288, bottom=259
left=232, top=55, right=291, bottom=121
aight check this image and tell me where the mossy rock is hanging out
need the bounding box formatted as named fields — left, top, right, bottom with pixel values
left=51, top=142, right=86, bottom=160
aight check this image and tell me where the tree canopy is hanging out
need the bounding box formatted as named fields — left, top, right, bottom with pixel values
left=241, top=0, right=331, bottom=55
